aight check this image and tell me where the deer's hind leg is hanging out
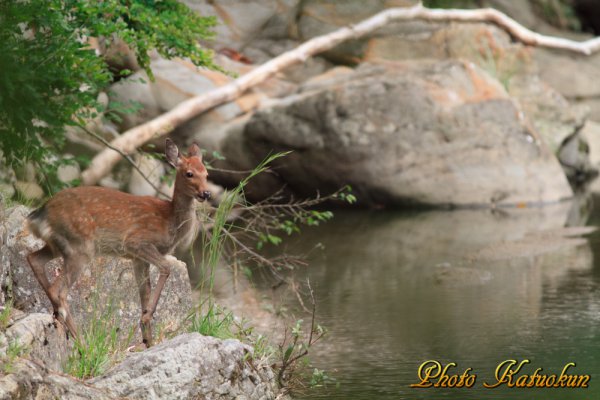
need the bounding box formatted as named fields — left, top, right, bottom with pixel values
left=60, top=253, right=89, bottom=339
left=47, top=242, right=90, bottom=340
left=27, top=245, right=60, bottom=312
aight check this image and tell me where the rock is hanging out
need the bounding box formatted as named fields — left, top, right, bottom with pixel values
left=506, top=74, right=596, bottom=182
left=214, top=60, right=572, bottom=207
left=533, top=49, right=600, bottom=123
left=128, top=154, right=165, bottom=197
left=0, top=184, right=14, bottom=201
left=581, top=121, right=600, bottom=167
left=1, top=313, right=70, bottom=371
left=13, top=163, right=36, bottom=183
left=1, top=206, right=57, bottom=314
left=0, top=205, right=12, bottom=306
left=558, top=130, right=597, bottom=184
left=98, top=175, right=122, bottom=190
left=182, top=0, right=300, bottom=50
left=484, top=0, right=539, bottom=30
left=0, top=359, right=115, bottom=400
left=534, top=49, right=600, bottom=99
left=91, top=333, right=281, bottom=400
left=356, top=18, right=595, bottom=179
left=1, top=206, right=193, bottom=344
left=0, top=333, right=283, bottom=400
left=57, top=161, right=81, bottom=185
left=109, top=70, right=161, bottom=130
left=242, top=38, right=333, bottom=83
left=580, top=120, right=600, bottom=192
left=150, top=58, right=223, bottom=113
left=298, top=0, right=389, bottom=63
left=103, top=37, right=140, bottom=74
left=150, top=57, right=258, bottom=145
left=153, top=56, right=295, bottom=150
left=507, top=74, right=588, bottom=153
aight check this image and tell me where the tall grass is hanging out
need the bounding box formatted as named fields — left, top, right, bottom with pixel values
left=64, top=300, right=133, bottom=379
left=188, top=302, right=236, bottom=339
left=197, top=152, right=290, bottom=304
left=189, top=152, right=289, bottom=353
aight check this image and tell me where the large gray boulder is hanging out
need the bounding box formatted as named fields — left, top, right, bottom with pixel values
left=0, top=313, right=70, bottom=371
left=212, top=60, right=572, bottom=207
left=91, top=333, right=279, bottom=400
left=0, top=359, right=114, bottom=400
left=534, top=49, right=600, bottom=122
left=182, top=0, right=300, bottom=51
left=1, top=206, right=193, bottom=343
left=0, top=332, right=282, bottom=400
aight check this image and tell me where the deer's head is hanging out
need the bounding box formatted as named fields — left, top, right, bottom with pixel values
left=166, top=138, right=211, bottom=201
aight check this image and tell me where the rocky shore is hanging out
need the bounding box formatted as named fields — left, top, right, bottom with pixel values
left=0, top=205, right=284, bottom=400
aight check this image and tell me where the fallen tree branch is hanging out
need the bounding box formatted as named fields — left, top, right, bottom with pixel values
left=77, top=124, right=172, bottom=199
left=81, top=2, right=600, bottom=185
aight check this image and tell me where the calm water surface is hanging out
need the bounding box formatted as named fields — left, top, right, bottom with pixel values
left=270, top=196, right=600, bottom=399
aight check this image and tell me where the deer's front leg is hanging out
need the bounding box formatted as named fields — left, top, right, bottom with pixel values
left=133, top=259, right=152, bottom=346
left=129, top=245, right=174, bottom=347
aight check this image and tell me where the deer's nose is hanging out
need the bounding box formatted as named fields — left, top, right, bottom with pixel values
left=200, top=191, right=212, bottom=200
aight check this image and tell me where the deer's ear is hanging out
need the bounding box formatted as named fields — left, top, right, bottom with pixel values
left=165, top=138, right=180, bottom=168
left=188, top=143, right=201, bottom=158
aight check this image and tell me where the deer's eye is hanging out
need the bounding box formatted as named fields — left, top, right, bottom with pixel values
left=186, top=171, right=194, bottom=178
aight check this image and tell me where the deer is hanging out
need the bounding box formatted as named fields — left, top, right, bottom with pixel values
left=26, top=139, right=210, bottom=347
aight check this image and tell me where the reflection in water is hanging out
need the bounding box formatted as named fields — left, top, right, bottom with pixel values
left=263, top=198, right=600, bottom=400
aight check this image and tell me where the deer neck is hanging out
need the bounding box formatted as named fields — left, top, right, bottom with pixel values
left=171, top=183, right=197, bottom=248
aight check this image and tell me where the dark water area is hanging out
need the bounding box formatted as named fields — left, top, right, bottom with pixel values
left=273, top=195, right=600, bottom=400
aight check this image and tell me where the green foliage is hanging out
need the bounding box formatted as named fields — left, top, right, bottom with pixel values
left=309, top=368, right=337, bottom=389
left=255, top=185, right=355, bottom=251
left=0, top=0, right=216, bottom=192
left=256, top=209, right=335, bottom=250
left=188, top=303, right=236, bottom=340
left=0, top=301, right=13, bottom=332
left=1, top=340, right=27, bottom=374
left=198, top=152, right=291, bottom=299
left=187, top=304, right=276, bottom=361
left=65, top=301, right=128, bottom=379
left=275, top=316, right=329, bottom=392
left=0, top=0, right=109, bottom=181
left=333, top=185, right=357, bottom=204
left=70, top=0, right=217, bottom=78
left=189, top=152, right=341, bottom=392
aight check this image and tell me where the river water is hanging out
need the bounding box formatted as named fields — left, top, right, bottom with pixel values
left=271, top=196, right=600, bottom=399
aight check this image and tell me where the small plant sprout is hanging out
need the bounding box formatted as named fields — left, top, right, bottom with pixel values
left=2, top=340, right=27, bottom=374
left=0, top=300, right=13, bottom=331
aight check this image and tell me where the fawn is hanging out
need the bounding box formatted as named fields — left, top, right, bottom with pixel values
left=26, top=139, right=210, bottom=347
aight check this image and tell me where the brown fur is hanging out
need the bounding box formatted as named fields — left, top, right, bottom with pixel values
left=26, top=139, right=210, bottom=347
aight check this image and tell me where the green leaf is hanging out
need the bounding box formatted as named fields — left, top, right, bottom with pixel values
left=283, top=344, right=294, bottom=362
